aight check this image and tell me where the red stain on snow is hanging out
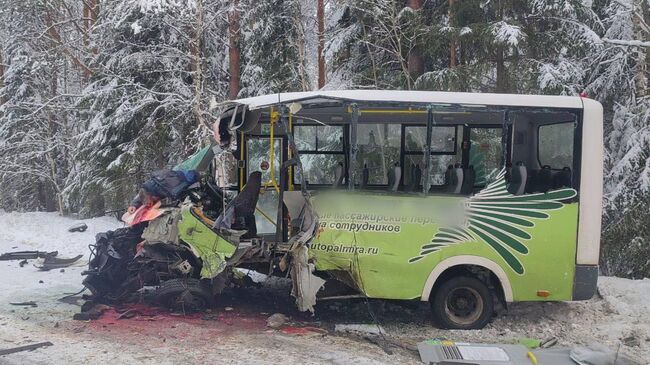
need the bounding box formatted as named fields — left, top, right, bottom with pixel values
left=279, top=326, right=327, bottom=336
left=87, top=304, right=267, bottom=337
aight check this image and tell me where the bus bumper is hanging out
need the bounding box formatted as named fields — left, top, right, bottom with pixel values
left=573, top=265, right=598, bottom=300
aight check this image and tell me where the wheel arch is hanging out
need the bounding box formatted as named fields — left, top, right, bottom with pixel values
left=420, top=255, right=514, bottom=302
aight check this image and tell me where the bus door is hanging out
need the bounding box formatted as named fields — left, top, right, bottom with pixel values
left=466, top=126, right=504, bottom=188
left=245, top=134, right=284, bottom=237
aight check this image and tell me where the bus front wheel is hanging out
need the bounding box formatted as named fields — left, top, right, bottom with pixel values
left=431, top=276, right=494, bottom=330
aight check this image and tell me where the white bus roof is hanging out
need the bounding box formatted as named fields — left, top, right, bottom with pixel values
left=224, top=90, right=586, bottom=110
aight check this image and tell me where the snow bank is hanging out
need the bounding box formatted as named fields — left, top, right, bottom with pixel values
left=598, top=276, right=650, bottom=318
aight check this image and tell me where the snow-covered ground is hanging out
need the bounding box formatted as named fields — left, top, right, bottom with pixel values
left=0, top=211, right=121, bottom=305
left=0, top=211, right=647, bottom=364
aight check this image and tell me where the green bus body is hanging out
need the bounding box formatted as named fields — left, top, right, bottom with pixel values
left=309, top=191, right=578, bottom=302
left=197, top=91, right=604, bottom=315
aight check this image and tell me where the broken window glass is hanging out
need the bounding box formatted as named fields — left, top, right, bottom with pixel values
left=293, top=125, right=345, bottom=185
left=404, top=126, right=456, bottom=153
left=356, top=124, right=401, bottom=185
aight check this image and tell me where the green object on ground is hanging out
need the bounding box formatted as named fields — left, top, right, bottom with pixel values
left=518, top=338, right=541, bottom=349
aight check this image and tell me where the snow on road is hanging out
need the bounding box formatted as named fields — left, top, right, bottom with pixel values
left=0, top=211, right=121, bottom=303
left=0, top=211, right=648, bottom=364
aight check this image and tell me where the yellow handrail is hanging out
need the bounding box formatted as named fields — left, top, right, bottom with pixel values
left=255, top=206, right=277, bottom=226
left=346, top=106, right=471, bottom=115
left=288, top=111, right=294, bottom=191
left=239, top=131, right=244, bottom=191
left=266, top=107, right=281, bottom=193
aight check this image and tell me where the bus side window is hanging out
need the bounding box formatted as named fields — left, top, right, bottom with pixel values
left=537, top=121, right=575, bottom=191
left=538, top=122, right=574, bottom=169
left=293, top=125, right=345, bottom=186
left=403, top=126, right=460, bottom=190
left=356, top=124, right=401, bottom=186
left=510, top=114, right=577, bottom=194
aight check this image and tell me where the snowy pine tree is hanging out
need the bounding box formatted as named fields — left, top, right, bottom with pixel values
left=64, top=0, right=229, bottom=214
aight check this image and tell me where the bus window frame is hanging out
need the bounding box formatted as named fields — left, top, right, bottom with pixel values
left=236, top=106, right=583, bottom=197
left=291, top=122, right=347, bottom=187
left=536, top=120, right=577, bottom=171
left=401, top=124, right=460, bottom=189
left=465, top=124, right=510, bottom=188
left=354, top=122, right=404, bottom=188
left=509, top=109, right=582, bottom=194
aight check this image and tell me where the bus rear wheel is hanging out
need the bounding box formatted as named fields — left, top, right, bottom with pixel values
left=431, top=276, right=494, bottom=329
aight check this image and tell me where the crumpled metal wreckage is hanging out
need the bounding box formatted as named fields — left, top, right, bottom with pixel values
left=79, top=164, right=323, bottom=317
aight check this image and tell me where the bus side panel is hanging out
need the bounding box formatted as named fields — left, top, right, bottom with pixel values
left=310, top=191, right=578, bottom=302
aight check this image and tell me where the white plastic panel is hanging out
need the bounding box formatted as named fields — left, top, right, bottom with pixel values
left=577, top=98, right=603, bottom=265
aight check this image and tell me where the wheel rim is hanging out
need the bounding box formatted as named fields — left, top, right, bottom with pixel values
left=444, top=286, right=484, bottom=326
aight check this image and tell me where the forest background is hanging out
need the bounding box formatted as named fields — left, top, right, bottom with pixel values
left=0, top=0, right=648, bottom=277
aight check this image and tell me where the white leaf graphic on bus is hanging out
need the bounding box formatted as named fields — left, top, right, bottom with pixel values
left=408, top=169, right=577, bottom=275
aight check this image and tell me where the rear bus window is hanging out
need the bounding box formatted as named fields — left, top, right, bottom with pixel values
left=538, top=122, right=575, bottom=168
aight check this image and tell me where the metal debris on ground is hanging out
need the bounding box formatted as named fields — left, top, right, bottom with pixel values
left=9, top=301, right=37, bottom=307
left=415, top=340, right=645, bottom=365
left=68, top=223, right=88, bottom=232
left=266, top=313, right=288, bottom=329
left=0, top=342, right=53, bottom=356
left=334, top=323, right=385, bottom=336
left=540, top=337, right=558, bottom=349
left=417, top=340, right=536, bottom=364
left=279, top=326, right=328, bottom=337
left=0, top=251, right=58, bottom=261
left=35, top=254, right=83, bottom=271
left=73, top=304, right=111, bottom=321
left=116, top=309, right=138, bottom=320
left=570, top=344, right=640, bottom=365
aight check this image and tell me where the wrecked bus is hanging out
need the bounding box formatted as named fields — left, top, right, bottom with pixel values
left=82, top=90, right=603, bottom=329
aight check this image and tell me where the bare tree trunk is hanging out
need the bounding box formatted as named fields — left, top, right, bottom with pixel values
left=191, top=0, right=205, bottom=126
left=317, top=0, right=326, bottom=89
left=0, top=51, right=4, bottom=104
left=495, top=45, right=507, bottom=92
left=228, top=0, right=241, bottom=100
left=45, top=1, right=64, bottom=214
left=494, top=2, right=507, bottom=92
left=83, top=0, right=90, bottom=47
left=361, top=21, right=379, bottom=87
left=634, top=0, right=649, bottom=97
left=293, top=2, right=310, bottom=91
left=45, top=1, right=93, bottom=76
left=406, top=0, right=424, bottom=79
left=449, top=0, right=457, bottom=68
left=407, top=0, right=422, bottom=7
left=82, top=0, right=98, bottom=80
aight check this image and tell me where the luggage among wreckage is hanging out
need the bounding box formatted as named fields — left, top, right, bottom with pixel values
left=133, top=169, right=200, bottom=206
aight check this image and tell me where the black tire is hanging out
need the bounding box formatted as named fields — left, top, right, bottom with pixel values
left=154, top=278, right=214, bottom=312
left=430, top=276, right=494, bottom=330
